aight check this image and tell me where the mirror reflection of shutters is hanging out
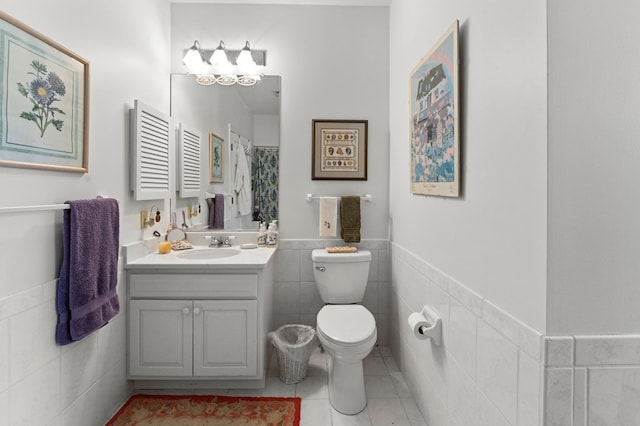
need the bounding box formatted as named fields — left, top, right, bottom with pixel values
left=179, top=123, right=201, bottom=198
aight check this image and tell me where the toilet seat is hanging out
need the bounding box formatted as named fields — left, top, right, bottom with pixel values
left=317, top=305, right=376, bottom=346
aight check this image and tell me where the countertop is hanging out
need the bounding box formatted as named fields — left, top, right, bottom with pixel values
left=123, top=239, right=277, bottom=271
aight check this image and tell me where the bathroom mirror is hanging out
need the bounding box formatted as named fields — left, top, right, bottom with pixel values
left=170, top=74, right=280, bottom=229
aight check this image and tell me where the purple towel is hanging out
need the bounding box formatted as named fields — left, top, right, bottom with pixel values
left=213, top=193, right=224, bottom=229
left=56, top=198, right=120, bottom=345
left=206, top=194, right=225, bottom=229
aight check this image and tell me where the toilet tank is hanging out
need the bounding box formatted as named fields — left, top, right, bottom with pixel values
left=311, top=249, right=372, bottom=303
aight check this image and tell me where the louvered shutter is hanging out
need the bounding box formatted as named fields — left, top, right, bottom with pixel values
left=130, top=100, right=173, bottom=200
left=178, top=123, right=201, bottom=198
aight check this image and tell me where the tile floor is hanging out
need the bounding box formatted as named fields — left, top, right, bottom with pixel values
left=225, top=345, right=426, bottom=426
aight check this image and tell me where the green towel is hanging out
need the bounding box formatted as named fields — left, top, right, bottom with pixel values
left=340, top=196, right=361, bottom=243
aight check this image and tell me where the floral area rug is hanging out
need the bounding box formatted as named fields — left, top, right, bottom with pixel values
left=105, top=394, right=301, bottom=425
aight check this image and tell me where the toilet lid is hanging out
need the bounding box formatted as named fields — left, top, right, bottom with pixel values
left=317, top=305, right=376, bottom=345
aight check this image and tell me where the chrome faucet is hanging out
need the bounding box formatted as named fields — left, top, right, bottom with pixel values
left=208, top=234, right=234, bottom=248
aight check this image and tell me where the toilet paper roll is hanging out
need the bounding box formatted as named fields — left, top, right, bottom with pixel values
left=407, top=312, right=430, bottom=340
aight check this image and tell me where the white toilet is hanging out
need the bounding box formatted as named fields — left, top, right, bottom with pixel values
left=312, top=248, right=377, bottom=415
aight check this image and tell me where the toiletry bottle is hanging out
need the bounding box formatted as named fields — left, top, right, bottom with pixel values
left=267, top=221, right=278, bottom=246
left=257, top=222, right=267, bottom=246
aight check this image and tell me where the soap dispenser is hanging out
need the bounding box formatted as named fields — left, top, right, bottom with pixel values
left=266, top=220, right=278, bottom=246
left=257, top=222, right=267, bottom=246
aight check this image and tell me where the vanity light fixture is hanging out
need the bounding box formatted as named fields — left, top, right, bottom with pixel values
left=182, top=40, right=265, bottom=87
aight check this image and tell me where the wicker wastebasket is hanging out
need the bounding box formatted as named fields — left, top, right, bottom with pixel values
left=268, top=324, right=317, bottom=384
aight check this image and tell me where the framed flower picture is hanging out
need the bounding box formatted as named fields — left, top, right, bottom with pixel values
left=0, top=11, right=89, bottom=173
left=209, top=132, right=224, bottom=183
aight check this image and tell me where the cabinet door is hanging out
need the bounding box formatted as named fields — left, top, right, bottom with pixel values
left=129, top=300, right=193, bottom=377
left=193, top=300, right=258, bottom=377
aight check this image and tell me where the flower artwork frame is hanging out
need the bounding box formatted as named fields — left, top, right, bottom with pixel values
left=209, top=132, right=224, bottom=183
left=312, top=119, right=368, bottom=180
left=0, top=11, right=89, bottom=173
left=410, top=20, right=460, bottom=197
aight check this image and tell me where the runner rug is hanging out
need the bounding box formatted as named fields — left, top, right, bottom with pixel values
left=105, top=394, right=301, bottom=425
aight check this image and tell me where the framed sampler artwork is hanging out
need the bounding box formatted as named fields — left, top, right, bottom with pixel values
left=312, top=119, right=367, bottom=180
left=0, top=11, right=89, bottom=173
left=409, top=20, right=460, bottom=197
left=209, top=132, right=224, bottom=183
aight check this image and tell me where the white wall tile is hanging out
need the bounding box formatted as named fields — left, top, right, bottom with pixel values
left=299, top=281, right=322, bottom=314
left=299, top=249, right=316, bottom=282
left=362, top=280, right=379, bottom=314
left=59, top=380, right=99, bottom=426
left=97, top=313, right=126, bottom=377
left=476, top=390, right=511, bottom=426
left=448, top=358, right=477, bottom=426
left=377, top=281, right=389, bottom=314
left=61, top=334, right=99, bottom=410
left=0, top=285, right=42, bottom=321
left=575, top=335, right=640, bottom=366
left=9, top=302, right=60, bottom=385
left=477, top=321, right=518, bottom=424
left=9, top=358, right=61, bottom=426
left=448, top=278, right=482, bottom=317
left=517, top=352, right=541, bottom=426
left=401, top=398, right=428, bottom=426
left=588, top=367, right=640, bottom=425
left=449, top=298, right=477, bottom=380
left=0, top=389, right=7, bottom=426
left=274, top=249, right=300, bottom=282
left=545, top=336, right=574, bottom=366
left=274, top=282, right=300, bottom=314
left=573, top=368, right=587, bottom=426
left=0, top=320, right=7, bottom=393
left=482, top=299, right=542, bottom=362
left=544, top=368, right=573, bottom=426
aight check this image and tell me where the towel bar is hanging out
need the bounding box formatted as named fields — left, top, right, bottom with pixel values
left=306, top=193, right=372, bottom=202
left=0, top=195, right=116, bottom=214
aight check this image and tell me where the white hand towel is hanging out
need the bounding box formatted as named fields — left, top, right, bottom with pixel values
left=319, top=197, right=338, bottom=237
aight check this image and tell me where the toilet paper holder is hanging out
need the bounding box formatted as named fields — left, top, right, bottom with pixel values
left=411, top=305, right=443, bottom=346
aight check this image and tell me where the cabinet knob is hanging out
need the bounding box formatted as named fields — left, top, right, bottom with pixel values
left=193, top=307, right=201, bottom=315
left=182, top=307, right=190, bottom=315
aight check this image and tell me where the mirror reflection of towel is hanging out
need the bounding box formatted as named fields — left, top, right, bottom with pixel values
left=340, top=196, right=361, bottom=243
left=319, top=197, right=338, bottom=237
left=206, top=195, right=225, bottom=229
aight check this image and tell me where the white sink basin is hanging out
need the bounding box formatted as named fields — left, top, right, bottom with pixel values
left=176, top=249, right=241, bottom=260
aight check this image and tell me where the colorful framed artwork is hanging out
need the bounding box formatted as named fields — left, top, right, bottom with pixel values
left=312, top=119, right=367, bottom=180
left=409, top=20, right=460, bottom=197
left=209, top=132, right=224, bottom=183
left=0, top=11, right=89, bottom=173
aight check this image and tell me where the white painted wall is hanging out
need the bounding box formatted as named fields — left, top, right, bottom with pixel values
left=547, top=0, right=640, bottom=335
left=389, top=0, right=548, bottom=332
left=254, top=114, right=279, bottom=147
left=0, top=0, right=171, bottom=424
left=171, top=4, right=390, bottom=239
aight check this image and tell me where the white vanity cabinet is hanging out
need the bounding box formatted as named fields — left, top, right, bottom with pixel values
left=126, top=263, right=274, bottom=387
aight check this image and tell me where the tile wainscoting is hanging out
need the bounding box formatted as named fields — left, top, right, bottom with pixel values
left=0, top=258, right=131, bottom=426
left=389, top=242, right=640, bottom=426
left=545, top=334, right=640, bottom=425
left=389, top=242, right=543, bottom=426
